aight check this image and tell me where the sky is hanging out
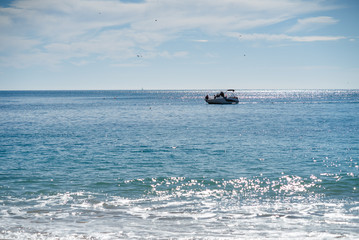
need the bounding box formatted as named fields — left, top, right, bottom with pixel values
left=0, top=0, right=358, bottom=90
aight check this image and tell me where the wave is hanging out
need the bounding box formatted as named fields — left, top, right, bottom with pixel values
left=1, top=176, right=358, bottom=239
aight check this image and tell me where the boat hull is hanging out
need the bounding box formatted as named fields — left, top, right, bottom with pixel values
left=205, top=98, right=239, bottom=104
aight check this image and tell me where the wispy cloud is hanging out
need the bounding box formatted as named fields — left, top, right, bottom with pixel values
left=193, top=40, right=209, bottom=43
left=0, top=0, right=341, bottom=68
left=288, top=16, right=339, bottom=32
left=228, top=33, right=346, bottom=42
left=289, top=35, right=345, bottom=42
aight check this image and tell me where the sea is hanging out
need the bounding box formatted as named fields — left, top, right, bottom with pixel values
left=0, top=89, right=358, bottom=239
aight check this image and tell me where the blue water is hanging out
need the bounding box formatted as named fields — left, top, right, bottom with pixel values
left=0, top=90, right=358, bottom=239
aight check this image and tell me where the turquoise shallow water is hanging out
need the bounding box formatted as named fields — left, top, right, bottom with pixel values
left=0, top=90, right=358, bottom=239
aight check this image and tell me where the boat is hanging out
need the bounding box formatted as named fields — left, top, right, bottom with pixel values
left=205, top=89, right=239, bottom=104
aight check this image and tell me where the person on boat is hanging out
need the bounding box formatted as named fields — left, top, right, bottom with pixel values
left=205, top=95, right=209, bottom=100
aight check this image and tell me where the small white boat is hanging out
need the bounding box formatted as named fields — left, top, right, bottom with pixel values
left=205, top=89, right=239, bottom=104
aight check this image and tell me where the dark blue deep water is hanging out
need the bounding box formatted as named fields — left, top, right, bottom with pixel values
left=0, top=90, right=358, bottom=239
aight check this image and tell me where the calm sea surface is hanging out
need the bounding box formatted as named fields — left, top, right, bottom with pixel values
left=0, top=90, right=358, bottom=239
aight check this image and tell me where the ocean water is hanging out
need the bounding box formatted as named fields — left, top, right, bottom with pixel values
left=0, top=89, right=358, bottom=239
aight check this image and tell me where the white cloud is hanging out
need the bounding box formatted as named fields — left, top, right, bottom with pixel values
left=0, top=0, right=341, bottom=68
left=288, top=16, right=339, bottom=32
left=193, top=40, right=208, bottom=43
left=290, top=35, right=345, bottom=42
left=0, top=36, right=40, bottom=52
left=173, top=51, right=189, bottom=57
left=228, top=33, right=345, bottom=42
left=70, top=60, right=92, bottom=66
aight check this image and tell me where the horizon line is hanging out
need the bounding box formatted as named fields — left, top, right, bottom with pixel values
left=0, top=88, right=358, bottom=91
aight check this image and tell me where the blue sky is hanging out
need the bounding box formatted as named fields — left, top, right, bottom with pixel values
left=0, top=0, right=358, bottom=90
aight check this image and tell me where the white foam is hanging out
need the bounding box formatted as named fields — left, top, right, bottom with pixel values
left=1, top=189, right=359, bottom=239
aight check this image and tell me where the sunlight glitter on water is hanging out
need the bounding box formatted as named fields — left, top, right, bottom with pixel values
left=1, top=187, right=358, bottom=239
